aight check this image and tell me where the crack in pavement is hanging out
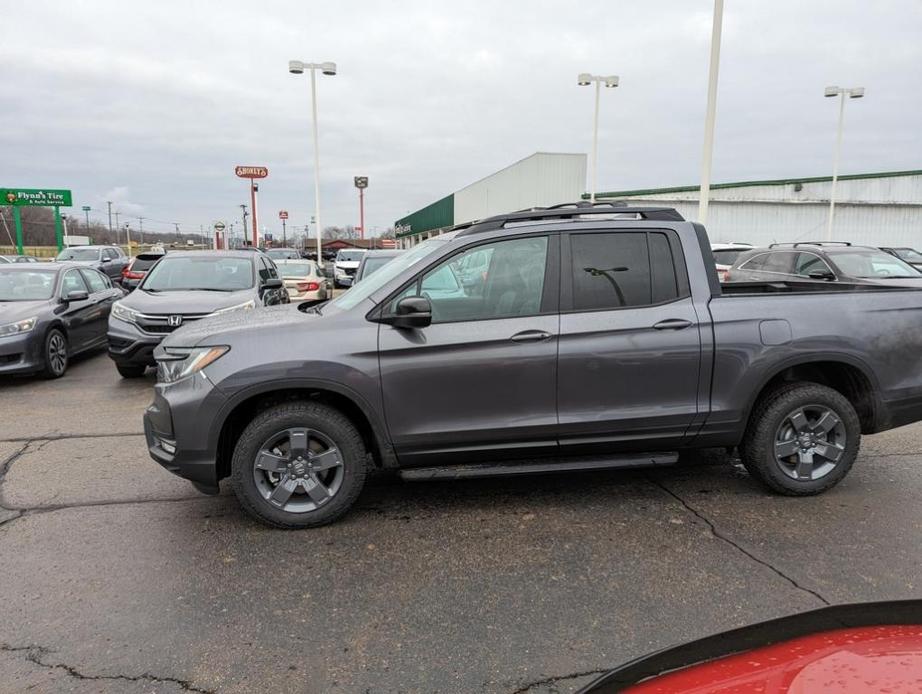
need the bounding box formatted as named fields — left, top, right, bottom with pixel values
left=0, top=431, right=144, bottom=443
left=649, top=476, right=830, bottom=606
left=507, top=668, right=609, bottom=694
left=0, top=642, right=214, bottom=693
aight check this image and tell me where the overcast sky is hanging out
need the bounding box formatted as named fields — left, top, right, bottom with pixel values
left=2, top=0, right=920, bottom=240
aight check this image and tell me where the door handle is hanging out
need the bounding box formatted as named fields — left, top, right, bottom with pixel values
left=510, top=330, right=553, bottom=343
left=653, top=319, right=693, bottom=330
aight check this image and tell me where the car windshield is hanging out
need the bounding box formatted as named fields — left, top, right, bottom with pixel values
left=360, top=256, right=396, bottom=278
left=331, top=237, right=451, bottom=310
left=141, top=256, right=255, bottom=291
left=336, top=250, right=365, bottom=262
left=827, top=249, right=922, bottom=279
left=56, top=248, right=100, bottom=261
left=893, top=248, right=922, bottom=263
left=713, top=248, right=747, bottom=266
left=0, top=269, right=57, bottom=300
left=278, top=262, right=316, bottom=278
left=131, top=255, right=164, bottom=272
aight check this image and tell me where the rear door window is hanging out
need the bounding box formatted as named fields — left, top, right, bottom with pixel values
left=568, top=231, right=684, bottom=311
left=80, top=269, right=108, bottom=293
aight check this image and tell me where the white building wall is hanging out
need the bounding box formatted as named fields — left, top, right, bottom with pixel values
left=453, top=152, right=587, bottom=224
left=604, top=173, right=922, bottom=248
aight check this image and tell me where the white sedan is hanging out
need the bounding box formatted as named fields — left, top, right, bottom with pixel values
left=711, top=242, right=753, bottom=282
left=275, top=259, right=330, bottom=302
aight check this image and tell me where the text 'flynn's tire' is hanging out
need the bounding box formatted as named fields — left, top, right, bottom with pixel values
left=741, top=381, right=860, bottom=496
left=230, top=401, right=367, bottom=529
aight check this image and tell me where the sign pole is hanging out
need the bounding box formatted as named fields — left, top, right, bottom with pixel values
left=53, top=206, right=64, bottom=251
left=250, top=182, right=259, bottom=247
left=359, top=188, right=365, bottom=240
left=12, top=207, right=24, bottom=255
left=282, top=219, right=287, bottom=245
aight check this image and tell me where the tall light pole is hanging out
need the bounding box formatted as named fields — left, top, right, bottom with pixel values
left=289, top=59, right=337, bottom=260
left=578, top=73, right=619, bottom=203
left=824, top=85, right=865, bottom=240
left=698, top=0, right=724, bottom=225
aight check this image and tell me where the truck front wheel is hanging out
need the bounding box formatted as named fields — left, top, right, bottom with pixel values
left=230, top=401, right=367, bottom=528
left=740, top=382, right=860, bottom=495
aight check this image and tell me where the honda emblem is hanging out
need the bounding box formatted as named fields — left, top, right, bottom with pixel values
left=168, top=315, right=183, bottom=327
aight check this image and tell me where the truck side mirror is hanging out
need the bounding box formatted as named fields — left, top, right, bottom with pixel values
left=387, top=296, right=432, bottom=329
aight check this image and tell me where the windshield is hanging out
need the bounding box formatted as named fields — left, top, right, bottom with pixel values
left=893, top=248, right=922, bottom=263
left=56, top=248, right=100, bottom=261
left=336, top=250, right=366, bottom=263
left=331, top=237, right=450, bottom=310
left=278, top=262, right=316, bottom=278
left=130, top=255, right=164, bottom=272
left=359, top=256, right=396, bottom=278
left=141, top=256, right=255, bottom=291
left=0, top=269, right=57, bottom=300
left=827, top=249, right=922, bottom=279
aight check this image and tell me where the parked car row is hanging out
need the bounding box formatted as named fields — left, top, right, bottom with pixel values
left=712, top=241, right=922, bottom=287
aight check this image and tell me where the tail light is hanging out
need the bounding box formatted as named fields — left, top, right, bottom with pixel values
left=297, top=281, right=320, bottom=292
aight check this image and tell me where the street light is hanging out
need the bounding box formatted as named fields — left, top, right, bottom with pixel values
left=289, top=59, right=337, bottom=260
left=824, top=85, right=865, bottom=240
left=577, top=73, right=619, bottom=203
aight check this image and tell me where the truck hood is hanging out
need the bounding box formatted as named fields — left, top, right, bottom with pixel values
left=120, top=288, right=255, bottom=314
left=161, top=303, right=317, bottom=347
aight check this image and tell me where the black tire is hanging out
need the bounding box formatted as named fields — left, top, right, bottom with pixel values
left=740, top=382, right=860, bottom=496
left=116, top=363, right=146, bottom=378
left=41, top=328, right=68, bottom=379
left=230, top=401, right=367, bottom=528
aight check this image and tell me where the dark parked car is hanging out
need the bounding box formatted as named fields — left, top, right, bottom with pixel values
left=1, top=255, right=40, bottom=263
left=120, top=249, right=166, bottom=290
left=354, top=249, right=402, bottom=284
left=0, top=262, right=120, bottom=377
left=265, top=247, right=302, bottom=261
left=143, top=203, right=922, bottom=528
left=55, top=245, right=130, bottom=285
left=108, top=251, right=288, bottom=378
left=728, top=242, right=922, bottom=285
left=880, top=246, right=922, bottom=271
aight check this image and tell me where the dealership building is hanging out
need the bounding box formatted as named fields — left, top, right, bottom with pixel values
left=395, top=158, right=922, bottom=249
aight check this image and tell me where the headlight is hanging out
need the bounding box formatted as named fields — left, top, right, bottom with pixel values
left=111, top=302, right=140, bottom=324
left=208, top=299, right=255, bottom=317
left=0, top=317, right=37, bottom=338
left=155, top=345, right=229, bottom=384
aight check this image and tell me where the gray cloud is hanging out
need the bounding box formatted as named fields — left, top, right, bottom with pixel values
left=1, top=0, right=920, bottom=239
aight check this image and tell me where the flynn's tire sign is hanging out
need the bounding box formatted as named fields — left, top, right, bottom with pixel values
left=235, top=166, right=269, bottom=179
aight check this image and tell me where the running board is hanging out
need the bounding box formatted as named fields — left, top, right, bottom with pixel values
left=398, top=452, right=679, bottom=481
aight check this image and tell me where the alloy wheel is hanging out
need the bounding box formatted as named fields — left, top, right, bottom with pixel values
left=252, top=427, right=345, bottom=513
left=47, top=333, right=68, bottom=376
left=774, top=405, right=846, bottom=481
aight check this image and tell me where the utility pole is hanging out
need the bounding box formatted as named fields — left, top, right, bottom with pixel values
left=240, top=205, right=249, bottom=246
left=697, top=0, right=724, bottom=225
left=137, top=217, right=144, bottom=247
left=107, top=201, right=113, bottom=234
left=124, top=222, right=132, bottom=258
left=114, top=211, right=121, bottom=246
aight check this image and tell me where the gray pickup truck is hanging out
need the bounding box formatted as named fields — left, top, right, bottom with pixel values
left=143, top=202, right=922, bottom=528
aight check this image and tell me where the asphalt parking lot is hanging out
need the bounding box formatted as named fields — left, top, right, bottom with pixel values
left=2, top=351, right=922, bottom=693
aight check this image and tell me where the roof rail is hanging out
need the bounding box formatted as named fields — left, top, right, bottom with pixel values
left=454, top=201, right=684, bottom=237
left=769, top=241, right=853, bottom=248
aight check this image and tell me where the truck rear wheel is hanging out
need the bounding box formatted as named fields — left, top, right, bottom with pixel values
left=740, top=382, right=860, bottom=496
left=230, top=401, right=367, bottom=528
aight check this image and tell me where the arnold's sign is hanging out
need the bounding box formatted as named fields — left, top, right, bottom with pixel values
left=235, top=166, right=269, bottom=179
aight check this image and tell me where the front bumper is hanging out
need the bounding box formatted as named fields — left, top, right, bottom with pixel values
left=107, top=318, right=164, bottom=367
left=335, top=274, right=354, bottom=286
left=0, top=330, right=45, bottom=375
left=144, top=371, right=225, bottom=494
